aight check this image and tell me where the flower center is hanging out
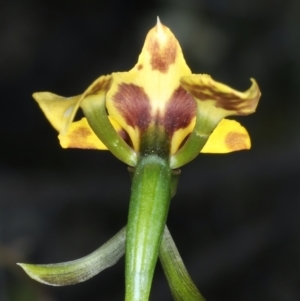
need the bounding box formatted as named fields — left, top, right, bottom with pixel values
left=140, top=123, right=171, bottom=159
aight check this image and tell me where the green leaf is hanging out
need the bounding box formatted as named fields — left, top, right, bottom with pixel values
left=160, top=226, right=206, bottom=301
left=17, top=227, right=126, bottom=286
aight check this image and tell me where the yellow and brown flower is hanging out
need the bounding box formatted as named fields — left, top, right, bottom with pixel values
left=33, top=18, right=261, bottom=167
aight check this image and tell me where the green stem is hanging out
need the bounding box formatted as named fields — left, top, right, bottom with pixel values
left=125, top=155, right=171, bottom=301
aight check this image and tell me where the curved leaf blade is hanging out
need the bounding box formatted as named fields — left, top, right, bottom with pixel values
left=18, top=227, right=126, bottom=286
left=160, top=226, right=206, bottom=301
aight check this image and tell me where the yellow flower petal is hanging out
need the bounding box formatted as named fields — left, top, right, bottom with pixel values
left=81, top=75, right=112, bottom=106
left=33, top=75, right=112, bottom=135
left=201, top=119, right=251, bottom=153
left=33, top=93, right=81, bottom=134
left=181, top=75, right=261, bottom=124
left=33, top=20, right=260, bottom=162
left=106, top=18, right=193, bottom=152
left=59, top=117, right=123, bottom=150
left=170, top=116, right=196, bottom=155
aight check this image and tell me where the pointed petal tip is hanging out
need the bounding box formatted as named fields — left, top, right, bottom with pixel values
left=155, top=16, right=164, bottom=35
left=32, top=91, right=46, bottom=103
left=250, top=77, right=261, bottom=96
left=246, top=77, right=261, bottom=113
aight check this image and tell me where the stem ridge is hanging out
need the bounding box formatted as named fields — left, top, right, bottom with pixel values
left=125, top=155, right=171, bottom=301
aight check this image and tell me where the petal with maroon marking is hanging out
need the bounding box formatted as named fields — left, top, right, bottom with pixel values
left=201, top=119, right=251, bottom=153
left=106, top=19, right=192, bottom=149
left=106, top=82, right=152, bottom=152
left=181, top=75, right=261, bottom=123
left=169, top=119, right=196, bottom=155
left=163, top=86, right=196, bottom=135
left=133, top=19, right=192, bottom=114
left=163, top=86, right=197, bottom=155
left=59, top=117, right=124, bottom=150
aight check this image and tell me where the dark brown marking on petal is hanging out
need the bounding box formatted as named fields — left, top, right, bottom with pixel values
left=147, top=36, right=177, bottom=73
left=177, top=134, right=190, bottom=151
left=137, top=64, right=143, bottom=70
left=182, top=82, right=260, bottom=115
left=118, top=128, right=134, bottom=149
left=85, top=77, right=112, bottom=97
left=112, top=83, right=151, bottom=131
left=225, top=131, right=248, bottom=150
left=163, top=86, right=196, bottom=135
left=68, top=127, right=96, bottom=149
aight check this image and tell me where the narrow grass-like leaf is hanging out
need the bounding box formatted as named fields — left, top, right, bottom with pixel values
left=18, top=227, right=126, bottom=286
left=160, top=226, right=206, bottom=301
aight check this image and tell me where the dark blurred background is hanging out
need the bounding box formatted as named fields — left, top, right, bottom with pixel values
left=1, top=0, right=300, bottom=300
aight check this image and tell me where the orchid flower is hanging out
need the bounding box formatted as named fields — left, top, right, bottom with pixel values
left=19, top=18, right=260, bottom=301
